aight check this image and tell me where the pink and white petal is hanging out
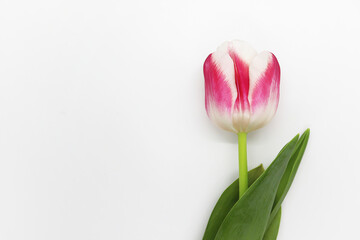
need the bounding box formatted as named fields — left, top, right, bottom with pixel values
left=211, top=41, right=239, bottom=103
left=204, top=54, right=236, bottom=132
left=247, top=51, right=280, bottom=132
left=227, top=41, right=257, bottom=132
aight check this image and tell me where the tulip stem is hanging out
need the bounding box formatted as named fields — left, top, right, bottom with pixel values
left=238, top=132, right=248, bottom=198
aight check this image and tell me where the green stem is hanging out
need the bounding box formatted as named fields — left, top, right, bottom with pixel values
left=238, top=132, right=248, bottom=198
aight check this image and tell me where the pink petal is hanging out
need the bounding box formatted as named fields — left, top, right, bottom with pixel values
left=204, top=53, right=235, bottom=131
left=224, top=41, right=257, bottom=132
left=248, top=51, right=280, bottom=131
left=229, top=50, right=250, bottom=112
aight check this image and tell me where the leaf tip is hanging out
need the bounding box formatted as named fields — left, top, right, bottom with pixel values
left=301, top=128, right=310, bottom=141
left=293, top=133, right=300, bottom=142
left=259, top=164, right=265, bottom=171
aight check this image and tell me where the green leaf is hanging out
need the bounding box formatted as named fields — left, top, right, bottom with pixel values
left=248, top=165, right=266, bottom=186
left=214, top=134, right=299, bottom=240
left=203, top=165, right=265, bottom=240
left=203, top=130, right=310, bottom=240
left=263, top=207, right=281, bottom=240
left=269, top=129, right=310, bottom=224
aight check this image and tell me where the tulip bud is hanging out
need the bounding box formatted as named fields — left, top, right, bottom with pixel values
left=204, top=40, right=280, bottom=133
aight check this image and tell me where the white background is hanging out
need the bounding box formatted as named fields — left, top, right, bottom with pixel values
left=0, top=0, right=359, bottom=239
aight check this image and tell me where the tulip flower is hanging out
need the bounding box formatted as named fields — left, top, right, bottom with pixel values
left=204, top=40, right=280, bottom=133
left=203, top=40, right=280, bottom=197
left=202, top=41, right=309, bottom=240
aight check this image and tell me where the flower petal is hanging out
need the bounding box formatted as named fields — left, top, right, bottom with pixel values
left=204, top=53, right=236, bottom=132
left=222, top=41, right=257, bottom=132
left=248, top=51, right=280, bottom=132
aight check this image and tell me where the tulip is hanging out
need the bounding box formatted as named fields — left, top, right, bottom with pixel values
left=204, top=40, right=280, bottom=133
left=203, top=40, right=280, bottom=197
